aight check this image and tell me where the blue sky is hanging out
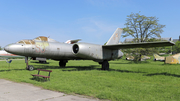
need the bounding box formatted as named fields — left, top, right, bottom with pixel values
left=0, top=0, right=180, bottom=47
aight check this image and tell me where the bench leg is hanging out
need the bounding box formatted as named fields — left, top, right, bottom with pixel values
left=43, top=77, right=47, bottom=82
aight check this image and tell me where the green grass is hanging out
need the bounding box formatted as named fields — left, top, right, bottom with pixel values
left=0, top=58, right=180, bottom=101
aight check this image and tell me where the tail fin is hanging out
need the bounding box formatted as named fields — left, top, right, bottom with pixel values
left=153, top=54, right=161, bottom=58
left=153, top=54, right=165, bottom=61
left=106, top=28, right=123, bottom=45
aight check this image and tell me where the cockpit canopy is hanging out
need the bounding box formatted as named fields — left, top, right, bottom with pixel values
left=17, top=40, right=35, bottom=45
left=34, top=36, right=48, bottom=41
left=16, top=36, right=58, bottom=45
left=33, top=36, right=58, bottom=42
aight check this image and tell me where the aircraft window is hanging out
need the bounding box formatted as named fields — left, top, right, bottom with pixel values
left=39, top=36, right=48, bottom=41
left=23, top=40, right=31, bottom=44
left=34, top=37, right=41, bottom=41
left=34, top=36, right=48, bottom=41
left=29, top=40, right=35, bottom=44
left=17, top=40, right=35, bottom=45
left=17, top=41, right=25, bottom=44
left=33, top=36, right=58, bottom=42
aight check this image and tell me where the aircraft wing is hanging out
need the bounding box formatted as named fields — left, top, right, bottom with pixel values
left=103, top=41, right=175, bottom=50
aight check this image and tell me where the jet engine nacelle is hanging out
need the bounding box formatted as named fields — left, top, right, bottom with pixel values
left=72, top=43, right=103, bottom=60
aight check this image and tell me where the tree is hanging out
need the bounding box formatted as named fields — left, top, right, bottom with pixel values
left=172, top=41, right=180, bottom=54
left=123, top=12, right=166, bottom=61
left=123, top=12, right=165, bottom=42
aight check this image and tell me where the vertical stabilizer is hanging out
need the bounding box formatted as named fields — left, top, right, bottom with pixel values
left=106, top=28, right=123, bottom=45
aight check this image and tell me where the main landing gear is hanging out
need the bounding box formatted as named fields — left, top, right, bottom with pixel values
left=100, top=60, right=109, bottom=70
left=59, top=60, right=68, bottom=67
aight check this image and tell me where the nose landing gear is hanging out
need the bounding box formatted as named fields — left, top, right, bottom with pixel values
left=25, top=57, right=34, bottom=71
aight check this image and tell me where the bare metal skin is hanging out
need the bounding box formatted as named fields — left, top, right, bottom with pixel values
left=4, top=28, right=174, bottom=70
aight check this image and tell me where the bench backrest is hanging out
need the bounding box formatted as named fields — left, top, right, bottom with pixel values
left=37, top=69, right=52, bottom=72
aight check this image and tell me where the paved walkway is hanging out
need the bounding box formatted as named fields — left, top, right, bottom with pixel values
left=0, top=79, right=102, bottom=101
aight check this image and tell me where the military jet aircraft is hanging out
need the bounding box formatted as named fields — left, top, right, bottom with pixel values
left=4, top=28, right=175, bottom=70
left=153, top=54, right=165, bottom=61
left=126, top=54, right=151, bottom=61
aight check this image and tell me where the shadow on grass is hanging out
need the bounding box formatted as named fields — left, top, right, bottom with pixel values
left=32, top=65, right=146, bottom=74
left=63, top=65, right=102, bottom=71
left=144, top=72, right=180, bottom=78
left=0, top=67, right=27, bottom=72
left=30, top=77, right=49, bottom=82
left=32, top=65, right=101, bottom=71
left=3, top=65, right=95, bottom=73
left=111, top=61, right=151, bottom=64
left=108, top=68, right=146, bottom=73
left=33, top=65, right=63, bottom=69
left=0, top=64, right=146, bottom=74
left=30, top=61, right=49, bottom=64
left=161, top=64, right=179, bottom=66
left=0, top=69, right=11, bottom=72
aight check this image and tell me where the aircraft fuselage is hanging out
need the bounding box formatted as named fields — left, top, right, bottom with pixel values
left=5, top=41, right=123, bottom=62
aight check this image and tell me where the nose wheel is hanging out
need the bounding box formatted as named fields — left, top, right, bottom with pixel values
left=27, top=65, right=34, bottom=71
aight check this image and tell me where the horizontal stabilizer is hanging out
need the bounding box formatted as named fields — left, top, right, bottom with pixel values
left=103, top=41, right=175, bottom=50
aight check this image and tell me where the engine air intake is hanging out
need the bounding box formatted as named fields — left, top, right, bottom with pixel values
left=72, top=44, right=79, bottom=54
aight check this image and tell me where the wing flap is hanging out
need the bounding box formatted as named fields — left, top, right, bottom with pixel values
left=103, top=41, right=175, bottom=50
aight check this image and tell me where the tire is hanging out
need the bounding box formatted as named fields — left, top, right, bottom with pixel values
left=28, top=65, right=34, bottom=71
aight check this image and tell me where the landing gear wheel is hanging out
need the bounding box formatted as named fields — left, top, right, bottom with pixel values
left=101, top=60, right=109, bottom=70
left=28, top=65, right=34, bottom=71
left=59, top=60, right=67, bottom=67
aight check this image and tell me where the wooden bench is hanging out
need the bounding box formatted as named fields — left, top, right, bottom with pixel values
left=31, top=69, right=52, bottom=81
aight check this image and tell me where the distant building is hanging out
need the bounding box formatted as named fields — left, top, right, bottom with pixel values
left=173, top=36, right=180, bottom=43
left=160, top=37, right=172, bottom=41
left=124, top=38, right=134, bottom=43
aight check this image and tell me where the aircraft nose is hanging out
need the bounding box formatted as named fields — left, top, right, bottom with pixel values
left=4, top=44, right=24, bottom=55
left=4, top=45, right=9, bottom=52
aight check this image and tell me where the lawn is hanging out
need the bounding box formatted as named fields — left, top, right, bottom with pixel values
left=0, top=58, right=180, bottom=101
